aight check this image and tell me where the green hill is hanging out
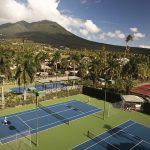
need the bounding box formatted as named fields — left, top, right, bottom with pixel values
left=0, top=20, right=149, bottom=54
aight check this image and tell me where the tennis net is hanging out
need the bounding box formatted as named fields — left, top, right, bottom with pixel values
left=38, top=103, right=69, bottom=125
left=87, top=131, right=102, bottom=144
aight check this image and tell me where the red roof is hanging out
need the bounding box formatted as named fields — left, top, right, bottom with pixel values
left=130, top=84, right=150, bottom=97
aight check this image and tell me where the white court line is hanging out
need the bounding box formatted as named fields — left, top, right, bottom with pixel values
left=121, top=130, right=150, bottom=145
left=18, top=100, right=78, bottom=116
left=16, top=115, right=33, bottom=130
left=25, top=107, right=77, bottom=122
left=70, top=120, right=135, bottom=150
left=0, top=101, right=100, bottom=145
left=103, top=140, right=120, bottom=150
left=0, top=108, right=100, bottom=145
left=0, top=130, right=30, bottom=142
left=134, top=121, right=150, bottom=129
left=30, top=108, right=100, bottom=131
left=84, top=122, right=136, bottom=150
left=0, top=100, right=78, bottom=119
left=130, top=140, right=143, bottom=150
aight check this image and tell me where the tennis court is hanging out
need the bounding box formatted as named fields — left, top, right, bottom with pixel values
left=10, top=82, right=65, bottom=94
left=72, top=120, right=150, bottom=150
left=0, top=100, right=101, bottom=144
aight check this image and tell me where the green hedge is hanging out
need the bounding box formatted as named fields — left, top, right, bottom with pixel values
left=1, top=89, right=81, bottom=108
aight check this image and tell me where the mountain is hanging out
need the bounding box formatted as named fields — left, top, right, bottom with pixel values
left=0, top=20, right=149, bottom=54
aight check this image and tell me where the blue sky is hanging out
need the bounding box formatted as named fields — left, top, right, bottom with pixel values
left=58, top=0, right=150, bottom=48
left=0, top=0, right=150, bottom=48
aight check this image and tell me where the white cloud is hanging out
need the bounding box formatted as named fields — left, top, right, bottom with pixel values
left=129, top=27, right=145, bottom=40
left=81, top=0, right=87, bottom=4
left=133, top=32, right=145, bottom=40
left=80, top=29, right=89, bottom=36
left=130, top=27, right=138, bottom=33
left=81, top=0, right=102, bottom=5
left=99, top=30, right=125, bottom=40
left=84, top=20, right=101, bottom=33
left=0, top=0, right=101, bottom=39
left=115, top=30, right=125, bottom=39
left=95, top=0, right=102, bottom=4
left=139, top=45, right=150, bottom=49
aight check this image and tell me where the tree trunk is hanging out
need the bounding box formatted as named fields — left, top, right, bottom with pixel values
left=24, top=88, right=27, bottom=101
left=1, top=86, right=5, bottom=108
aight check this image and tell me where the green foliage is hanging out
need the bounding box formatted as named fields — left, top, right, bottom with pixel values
left=1, top=89, right=81, bottom=108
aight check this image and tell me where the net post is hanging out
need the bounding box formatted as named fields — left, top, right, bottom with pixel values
left=16, top=133, right=18, bottom=150
left=107, top=103, right=110, bottom=117
left=29, top=128, right=32, bottom=148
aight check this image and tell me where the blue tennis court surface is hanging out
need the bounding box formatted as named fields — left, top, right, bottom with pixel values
left=0, top=100, right=101, bottom=144
left=10, top=82, right=64, bottom=94
left=72, top=120, right=150, bottom=150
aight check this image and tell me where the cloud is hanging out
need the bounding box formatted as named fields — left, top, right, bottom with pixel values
left=129, top=27, right=145, bottom=40
left=130, top=27, right=138, bottom=32
left=139, top=45, right=150, bottom=49
left=80, top=29, right=89, bottom=36
left=81, top=0, right=87, bottom=4
left=84, top=20, right=101, bottom=33
left=99, top=30, right=125, bottom=40
left=81, top=0, right=102, bottom=5
left=60, top=9, right=72, bottom=15
left=0, top=0, right=101, bottom=39
left=133, top=32, right=145, bottom=40
left=95, top=0, right=102, bottom=4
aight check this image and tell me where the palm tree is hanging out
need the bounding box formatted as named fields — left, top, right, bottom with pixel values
left=35, top=52, right=49, bottom=72
left=61, top=57, right=70, bottom=72
left=52, top=51, right=61, bottom=72
left=69, top=53, right=81, bottom=76
left=89, top=56, right=101, bottom=88
left=106, top=54, right=121, bottom=80
left=0, top=49, right=14, bottom=108
left=125, top=34, right=133, bottom=57
left=78, top=57, right=89, bottom=84
left=15, top=52, right=36, bottom=101
left=0, top=50, right=13, bottom=80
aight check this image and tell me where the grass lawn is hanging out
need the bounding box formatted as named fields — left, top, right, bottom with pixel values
left=0, top=94, right=150, bottom=150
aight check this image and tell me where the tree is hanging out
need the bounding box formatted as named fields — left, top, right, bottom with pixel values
left=35, top=51, right=49, bottom=72
left=69, top=53, right=81, bottom=76
left=15, top=52, right=36, bottom=101
left=125, top=34, right=133, bottom=57
left=106, top=54, right=121, bottom=80
left=0, top=49, right=15, bottom=108
left=78, top=57, right=89, bottom=84
left=61, top=57, right=70, bottom=71
left=52, top=51, right=61, bottom=72
left=89, top=55, right=104, bottom=88
left=0, top=50, right=14, bottom=80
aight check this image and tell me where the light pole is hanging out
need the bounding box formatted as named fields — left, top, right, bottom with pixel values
left=35, top=92, right=39, bottom=147
left=103, top=80, right=107, bottom=120
left=103, top=79, right=115, bottom=120
left=28, top=87, right=39, bottom=146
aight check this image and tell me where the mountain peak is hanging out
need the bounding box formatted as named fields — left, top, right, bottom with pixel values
left=0, top=20, right=149, bottom=54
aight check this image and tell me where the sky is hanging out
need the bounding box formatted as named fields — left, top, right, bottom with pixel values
left=0, top=0, right=150, bottom=48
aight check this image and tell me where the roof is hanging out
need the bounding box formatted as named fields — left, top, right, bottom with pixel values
left=121, top=95, right=144, bottom=103
left=130, top=83, right=150, bottom=97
